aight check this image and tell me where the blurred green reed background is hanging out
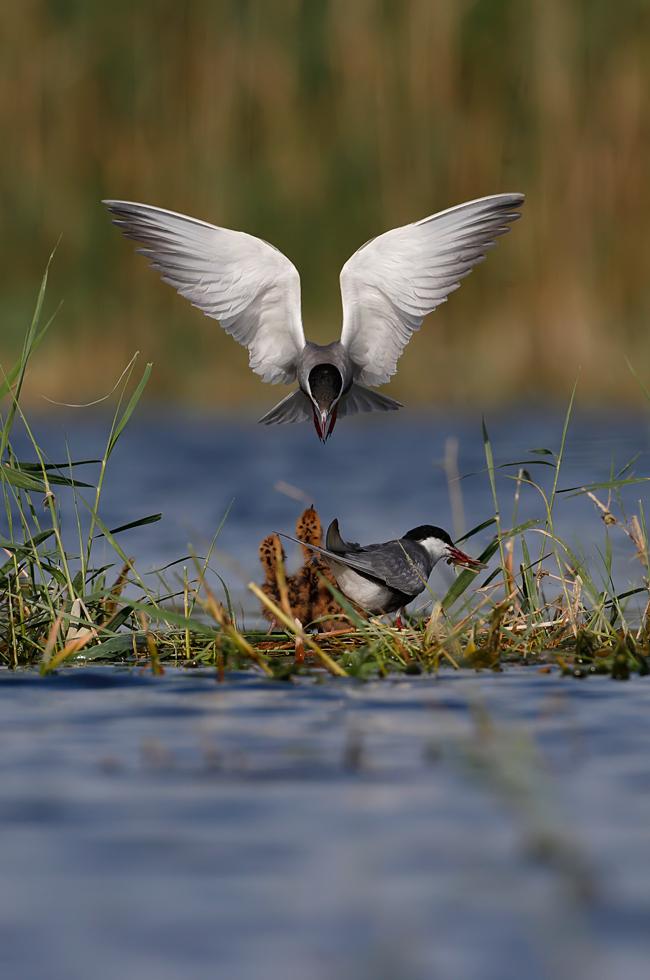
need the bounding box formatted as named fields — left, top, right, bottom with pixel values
left=3, top=0, right=650, bottom=410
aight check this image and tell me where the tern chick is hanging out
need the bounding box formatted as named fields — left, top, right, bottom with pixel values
left=290, top=506, right=342, bottom=630
left=280, top=519, right=484, bottom=621
left=258, top=508, right=342, bottom=629
left=104, top=194, right=524, bottom=441
left=258, top=533, right=286, bottom=623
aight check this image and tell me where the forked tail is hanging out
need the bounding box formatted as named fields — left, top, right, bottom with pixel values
left=339, top=383, right=402, bottom=416
left=258, top=382, right=401, bottom=426
left=258, top=389, right=311, bottom=425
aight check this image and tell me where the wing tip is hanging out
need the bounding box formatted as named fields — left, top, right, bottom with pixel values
left=416, top=191, right=526, bottom=227
left=484, top=191, right=525, bottom=209
left=102, top=198, right=135, bottom=213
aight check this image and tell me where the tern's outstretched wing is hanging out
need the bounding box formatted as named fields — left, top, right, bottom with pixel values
left=104, top=200, right=305, bottom=384
left=339, top=193, right=524, bottom=387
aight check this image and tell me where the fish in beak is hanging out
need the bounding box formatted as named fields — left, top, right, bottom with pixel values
left=446, top=545, right=486, bottom=569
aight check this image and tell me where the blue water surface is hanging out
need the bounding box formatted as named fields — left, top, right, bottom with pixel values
left=0, top=666, right=649, bottom=980
left=2, top=408, right=650, bottom=978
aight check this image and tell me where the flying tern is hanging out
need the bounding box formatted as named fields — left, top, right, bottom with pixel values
left=104, top=193, right=524, bottom=441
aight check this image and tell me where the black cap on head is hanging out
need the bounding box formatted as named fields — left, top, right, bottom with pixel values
left=403, top=525, right=454, bottom=546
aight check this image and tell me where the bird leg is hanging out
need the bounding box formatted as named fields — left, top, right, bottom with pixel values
left=294, top=618, right=305, bottom=664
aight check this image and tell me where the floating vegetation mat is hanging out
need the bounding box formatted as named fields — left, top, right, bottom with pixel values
left=1, top=263, right=649, bottom=681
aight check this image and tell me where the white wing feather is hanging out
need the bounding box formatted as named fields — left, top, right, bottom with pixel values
left=339, top=193, right=524, bottom=387
left=103, top=201, right=305, bottom=384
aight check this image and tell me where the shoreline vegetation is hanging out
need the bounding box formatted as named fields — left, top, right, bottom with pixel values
left=1, top=265, right=649, bottom=680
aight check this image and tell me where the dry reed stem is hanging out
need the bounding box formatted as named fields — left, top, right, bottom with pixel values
left=103, top=561, right=131, bottom=617
left=43, top=632, right=94, bottom=672
left=628, top=516, right=648, bottom=568
left=249, top=582, right=348, bottom=677
left=201, top=584, right=274, bottom=677
left=42, top=613, right=64, bottom=661
left=138, top=611, right=164, bottom=676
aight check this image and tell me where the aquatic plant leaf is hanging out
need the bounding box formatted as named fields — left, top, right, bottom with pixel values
left=4, top=458, right=94, bottom=488
left=0, top=464, right=45, bottom=492
left=441, top=518, right=539, bottom=611
left=97, top=513, right=162, bottom=537
left=106, top=361, right=152, bottom=459
left=519, top=534, right=537, bottom=613
left=74, top=634, right=140, bottom=660
left=558, top=477, right=650, bottom=496
left=42, top=473, right=94, bottom=488
left=605, top=587, right=647, bottom=606
left=498, top=459, right=556, bottom=469
left=0, top=250, right=57, bottom=455
left=146, top=555, right=204, bottom=574
left=456, top=517, right=496, bottom=543
left=125, top=598, right=220, bottom=636
left=15, top=459, right=100, bottom=471
left=549, top=379, right=578, bottom=514
left=102, top=605, right=136, bottom=633
left=0, top=529, right=55, bottom=552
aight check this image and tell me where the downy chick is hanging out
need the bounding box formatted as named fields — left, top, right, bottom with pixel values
left=258, top=533, right=286, bottom=627
left=291, top=506, right=342, bottom=630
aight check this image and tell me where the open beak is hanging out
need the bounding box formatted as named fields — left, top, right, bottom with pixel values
left=446, top=546, right=486, bottom=570
left=313, top=407, right=338, bottom=443
left=320, top=409, right=329, bottom=441
left=312, top=409, right=327, bottom=443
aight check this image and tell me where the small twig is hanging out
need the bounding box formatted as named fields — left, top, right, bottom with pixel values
left=249, top=582, right=348, bottom=677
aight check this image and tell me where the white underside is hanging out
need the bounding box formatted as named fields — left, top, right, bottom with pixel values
left=328, top=560, right=397, bottom=615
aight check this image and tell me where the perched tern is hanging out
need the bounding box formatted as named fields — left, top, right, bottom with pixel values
left=280, top=519, right=484, bottom=621
left=104, top=193, right=524, bottom=441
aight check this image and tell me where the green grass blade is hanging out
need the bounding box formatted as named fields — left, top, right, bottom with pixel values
left=1, top=248, right=58, bottom=457
left=548, top=377, right=578, bottom=516
left=106, top=362, right=152, bottom=459
left=457, top=517, right=497, bottom=543
left=0, top=464, right=46, bottom=493
left=98, top=513, right=162, bottom=537
left=482, top=416, right=509, bottom=593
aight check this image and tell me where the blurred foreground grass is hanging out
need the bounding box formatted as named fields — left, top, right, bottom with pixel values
left=2, top=264, right=649, bottom=678
left=2, top=0, right=650, bottom=407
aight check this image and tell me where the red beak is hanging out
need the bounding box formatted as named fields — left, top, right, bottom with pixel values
left=446, top=546, right=485, bottom=569
left=312, top=407, right=337, bottom=442
left=312, top=409, right=325, bottom=442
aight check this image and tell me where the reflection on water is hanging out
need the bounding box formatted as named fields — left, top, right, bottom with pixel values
left=11, top=406, right=650, bottom=621
left=0, top=666, right=649, bottom=980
